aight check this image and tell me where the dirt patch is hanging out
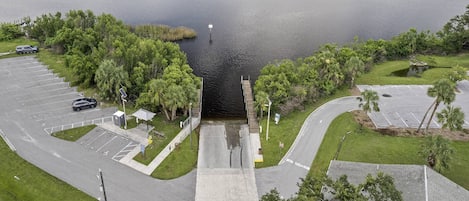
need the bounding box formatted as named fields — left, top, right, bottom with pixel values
left=351, top=110, right=469, bottom=141
left=350, top=86, right=361, bottom=96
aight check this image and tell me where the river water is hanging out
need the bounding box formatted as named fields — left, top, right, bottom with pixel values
left=1, top=0, right=467, bottom=118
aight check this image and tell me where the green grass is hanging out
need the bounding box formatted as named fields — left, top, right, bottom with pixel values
left=310, top=112, right=469, bottom=190
left=151, top=131, right=199, bottom=179
left=51, top=125, right=97, bottom=142
left=0, top=38, right=38, bottom=53
left=0, top=38, right=39, bottom=58
left=133, top=115, right=185, bottom=165
left=356, top=53, right=469, bottom=85
left=0, top=136, right=95, bottom=201
left=256, top=87, right=351, bottom=168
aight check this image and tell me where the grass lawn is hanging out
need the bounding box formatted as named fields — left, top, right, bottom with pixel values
left=0, top=38, right=39, bottom=59
left=133, top=115, right=185, bottom=165
left=356, top=53, right=469, bottom=85
left=256, top=87, right=351, bottom=168
left=0, top=138, right=95, bottom=201
left=310, top=112, right=469, bottom=190
left=51, top=125, right=97, bottom=141
left=152, top=130, right=199, bottom=179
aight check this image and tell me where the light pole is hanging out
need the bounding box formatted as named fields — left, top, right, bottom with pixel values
left=97, top=169, right=107, bottom=201
left=266, top=98, right=272, bottom=141
left=189, top=102, right=193, bottom=150
left=122, top=96, right=127, bottom=129
left=119, top=88, right=128, bottom=129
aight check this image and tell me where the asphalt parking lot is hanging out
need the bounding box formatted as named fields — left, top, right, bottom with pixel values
left=77, top=126, right=139, bottom=161
left=357, top=82, right=469, bottom=129
left=0, top=56, right=115, bottom=131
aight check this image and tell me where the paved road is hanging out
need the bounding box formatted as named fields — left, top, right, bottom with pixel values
left=255, top=96, right=359, bottom=198
left=0, top=56, right=196, bottom=201
left=256, top=81, right=469, bottom=198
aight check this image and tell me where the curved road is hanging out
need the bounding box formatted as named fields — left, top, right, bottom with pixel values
left=255, top=96, right=359, bottom=199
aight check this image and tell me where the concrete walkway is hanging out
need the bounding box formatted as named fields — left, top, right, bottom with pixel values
left=98, top=116, right=200, bottom=175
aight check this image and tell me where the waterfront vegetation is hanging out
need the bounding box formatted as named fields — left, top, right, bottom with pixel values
left=0, top=138, right=95, bottom=201
left=134, top=24, right=197, bottom=41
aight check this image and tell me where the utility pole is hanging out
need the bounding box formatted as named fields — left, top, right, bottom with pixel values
left=189, top=102, right=193, bottom=150
left=266, top=98, right=272, bottom=141
left=98, top=169, right=107, bottom=201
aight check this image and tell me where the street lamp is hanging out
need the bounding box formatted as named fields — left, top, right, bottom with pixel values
left=119, top=88, right=128, bottom=129
left=97, top=169, right=107, bottom=201
left=189, top=102, right=193, bottom=150
left=121, top=96, right=127, bottom=129
left=266, top=98, right=272, bottom=141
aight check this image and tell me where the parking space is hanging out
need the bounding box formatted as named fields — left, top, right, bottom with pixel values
left=0, top=56, right=115, bottom=129
left=358, top=84, right=469, bottom=129
left=77, top=126, right=139, bottom=162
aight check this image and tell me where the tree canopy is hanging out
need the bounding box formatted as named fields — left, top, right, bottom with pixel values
left=21, top=9, right=200, bottom=121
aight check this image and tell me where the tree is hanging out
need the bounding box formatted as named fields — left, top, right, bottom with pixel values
left=260, top=189, right=285, bottom=201
left=360, top=172, right=403, bottom=201
left=357, top=90, right=380, bottom=113
left=284, top=172, right=402, bottom=201
left=437, top=105, right=465, bottom=131
left=344, top=56, right=365, bottom=88
left=94, top=60, right=131, bottom=102
left=255, top=91, right=270, bottom=121
left=446, top=65, right=468, bottom=84
left=419, top=135, right=454, bottom=172
left=417, top=78, right=456, bottom=133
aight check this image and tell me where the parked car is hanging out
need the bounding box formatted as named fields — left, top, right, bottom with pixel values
left=72, top=98, right=97, bottom=111
left=16, top=45, right=39, bottom=54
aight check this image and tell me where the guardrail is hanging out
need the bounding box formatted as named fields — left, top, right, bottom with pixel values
left=44, top=116, right=113, bottom=134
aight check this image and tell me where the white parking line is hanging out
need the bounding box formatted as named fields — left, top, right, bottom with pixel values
left=381, top=113, right=393, bottom=126
left=112, top=142, right=138, bottom=161
left=395, top=112, right=409, bottom=127
left=432, top=119, right=440, bottom=128
left=87, top=131, right=107, bottom=146
left=410, top=112, right=421, bottom=124
left=96, top=136, right=117, bottom=152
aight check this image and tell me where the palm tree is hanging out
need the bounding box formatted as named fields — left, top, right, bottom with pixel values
left=419, top=135, right=454, bottom=172
left=255, top=91, right=269, bottom=121
left=437, top=105, right=465, bottom=131
left=94, top=59, right=130, bottom=102
left=357, top=89, right=380, bottom=113
left=345, top=56, right=365, bottom=88
left=163, top=84, right=185, bottom=121
left=417, top=78, right=455, bottom=133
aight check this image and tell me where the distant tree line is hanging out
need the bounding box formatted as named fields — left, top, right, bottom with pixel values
left=255, top=5, right=469, bottom=116
left=10, top=10, right=200, bottom=121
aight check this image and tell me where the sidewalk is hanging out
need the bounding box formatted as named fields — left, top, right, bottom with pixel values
left=98, top=116, right=201, bottom=175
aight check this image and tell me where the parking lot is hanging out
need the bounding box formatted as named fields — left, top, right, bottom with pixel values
left=0, top=56, right=136, bottom=163
left=357, top=83, right=469, bottom=129
left=77, top=126, right=139, bottom=161
left=0, top=56, right=115, bottom=130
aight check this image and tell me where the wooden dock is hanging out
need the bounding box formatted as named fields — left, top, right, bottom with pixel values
left=241, top=76, right=259, bottom=134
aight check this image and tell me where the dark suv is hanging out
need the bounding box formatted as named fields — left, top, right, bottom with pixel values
left=72, top=98, right=97, bottom=111
left=16, top=45, right=39, bottom=54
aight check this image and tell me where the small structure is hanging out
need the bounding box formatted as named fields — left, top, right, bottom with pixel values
left=132, top=108, right=156, bottom=131
left=113, top=111, right=125, bottom=127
